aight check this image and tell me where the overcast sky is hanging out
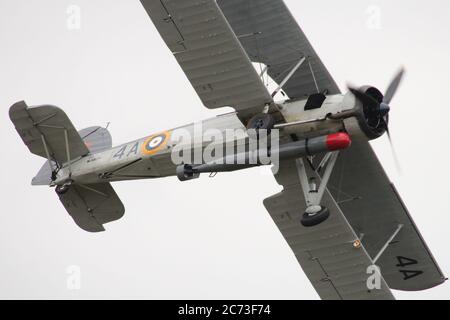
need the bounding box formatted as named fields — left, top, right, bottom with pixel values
left=1, top=0, right=449, bottom=299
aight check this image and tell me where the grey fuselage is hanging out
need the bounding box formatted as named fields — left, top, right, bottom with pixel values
left=53, top=93, right=362, bottom=186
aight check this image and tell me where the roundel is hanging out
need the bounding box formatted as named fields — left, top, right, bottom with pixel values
left=142, top=131, right=171, bottom=155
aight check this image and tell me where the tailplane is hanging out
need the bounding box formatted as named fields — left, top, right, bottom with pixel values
left=9, top=101, right=89, bottom=166
left=10, top=101, right=124, bottom=232
left=56, top=182, right=125, bottom=232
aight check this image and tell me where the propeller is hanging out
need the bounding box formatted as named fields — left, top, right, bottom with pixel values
left=384, top=68, right=405, bottom=104
left=349, top=68, right=405, bottom=171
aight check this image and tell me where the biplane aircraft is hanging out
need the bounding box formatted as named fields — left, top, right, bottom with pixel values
left=9, top=0, right=445, bottom=299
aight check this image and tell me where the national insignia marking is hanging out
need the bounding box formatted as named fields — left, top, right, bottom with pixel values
left=142, top=131, right=171, bottom=155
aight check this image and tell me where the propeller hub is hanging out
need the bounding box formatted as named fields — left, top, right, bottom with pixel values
left=346, top=68, right=404, bottom=171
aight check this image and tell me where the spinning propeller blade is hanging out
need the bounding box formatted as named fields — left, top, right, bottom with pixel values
left=349, top=68, right=406, bottom=173
left=384, top=67, right=405, bottom=104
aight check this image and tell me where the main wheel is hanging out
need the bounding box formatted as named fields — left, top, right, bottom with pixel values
left=301, top=206, right=330, bottom=227
left=55, top=184, right=70, bottom=195
left=246, top=114, right=275, bottom=137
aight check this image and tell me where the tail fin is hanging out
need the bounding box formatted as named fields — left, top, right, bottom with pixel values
left=32, top=126, right=113, bottom=186
left=32, top=161, right=55, bottom=186
left=10, top=101, right=124, bottom=231
left=78, top=126, right=112, bottom=154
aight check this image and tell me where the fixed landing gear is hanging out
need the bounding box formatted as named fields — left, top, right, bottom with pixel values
left=246, top=113, right=275, bottom=137
left=301, top=206, right=330, bottom=227
left=55, top=183, right=71, bottom=195
left=296, top=152, right=339, bottom=227
left=247, top=113, right=275, bottom=130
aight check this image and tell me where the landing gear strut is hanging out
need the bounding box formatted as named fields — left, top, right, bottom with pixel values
left=296, top=152, right=339, bottom=227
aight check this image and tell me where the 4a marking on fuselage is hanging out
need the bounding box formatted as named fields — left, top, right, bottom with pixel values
left=111, top=131, right=171, bottom=161
left=112, top=142, right=140, bottom=160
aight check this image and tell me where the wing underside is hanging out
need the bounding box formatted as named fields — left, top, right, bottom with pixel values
left=217, top=0, right=341, bottom=99
left=140, top=0, right=273, bottom=118
left=264, top=142, right=445, bottom=299
left=264, top=159, right=395, bottom=300
left=325, top=140, right=446, bottom=291
left=140, top=0, right=340, bottom=119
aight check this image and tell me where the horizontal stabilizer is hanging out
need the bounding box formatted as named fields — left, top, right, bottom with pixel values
left=57, top=183, right=125, bottom=232
left=9, top=101, right=89, bottom=165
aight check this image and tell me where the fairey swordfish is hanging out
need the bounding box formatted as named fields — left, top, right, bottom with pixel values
left=9, top=0, right=445, bottom=300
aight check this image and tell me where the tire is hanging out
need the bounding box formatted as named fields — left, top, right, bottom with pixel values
left=246, top=114, right=275, bottom=137
left=55, top=184, right=70, bottom=195
left=301, top=206, right=330, bottom=227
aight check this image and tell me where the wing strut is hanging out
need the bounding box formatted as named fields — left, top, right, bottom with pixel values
left=271, top=57, right=306, bottom=97
left=308, top=58, right=320, bottom=94
left=64, top=129, right=72, bottom=176
left=373, top=224, right=404, bottom=264
left=40, top=134, right=56, bottom=174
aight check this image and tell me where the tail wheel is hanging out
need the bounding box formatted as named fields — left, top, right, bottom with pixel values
left=301, top=206, right=330, bottom=227
left=55, top=184, right=70, bottom=195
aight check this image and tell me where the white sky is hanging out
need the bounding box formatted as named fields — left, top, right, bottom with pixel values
left=0, top=0, right=449, bottom=299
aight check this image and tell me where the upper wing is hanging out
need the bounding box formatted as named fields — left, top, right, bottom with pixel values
left=217, top=0, right=340, bottom=99
left=9, top=101, right=89, bottom=165
left=264, top=159, right=395, bottom=300
left=140, top=0, right=273, bottom=118
left=326, top=140, right=446, bottom=291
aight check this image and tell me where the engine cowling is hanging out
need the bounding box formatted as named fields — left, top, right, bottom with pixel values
left=343, top=86, right=388, bottom=140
